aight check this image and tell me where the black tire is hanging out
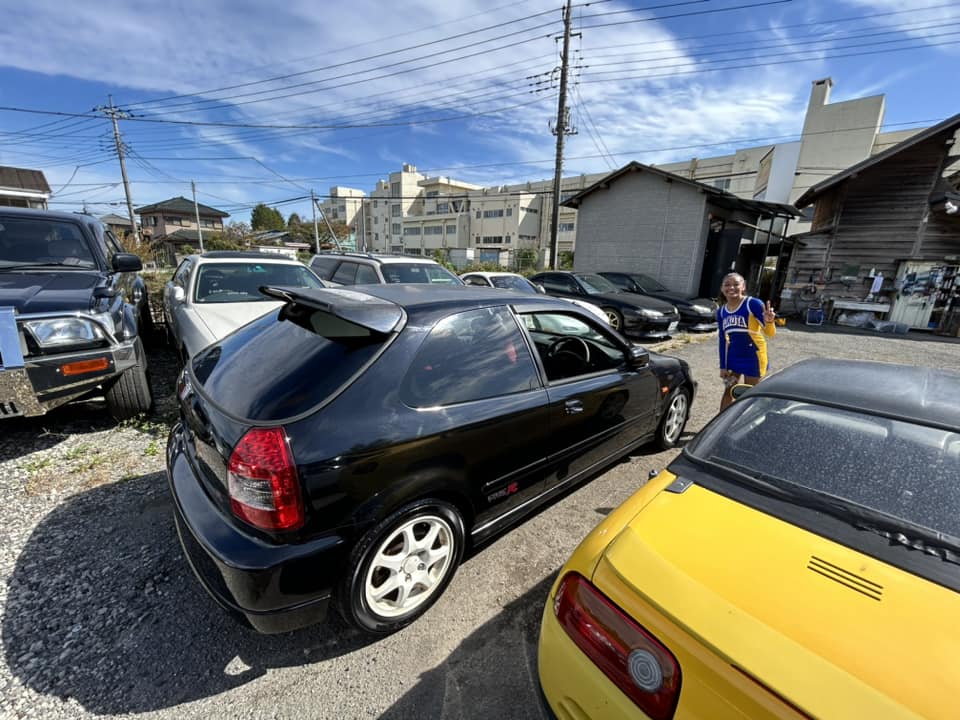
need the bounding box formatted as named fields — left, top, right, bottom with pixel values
left=339, top=498, right=465, bottom=635
left=656, top=386, right=690, bottom=450
left=105, top=339, right=154, bottom=421
left=603, top=307, right=623, bottom=330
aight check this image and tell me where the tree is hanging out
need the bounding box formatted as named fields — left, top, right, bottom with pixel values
left=287, top=212, right=303, bottom=227
left=251, top=203, right=286, bottom=231
left=220, top=221, right=252, bottom=245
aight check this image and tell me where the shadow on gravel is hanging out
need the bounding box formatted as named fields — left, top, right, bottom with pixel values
left=0, top=344, right=181, bottom=462
left=380, top=574, right=556, bottom=720
left=2, top=471, right=378, bottom=714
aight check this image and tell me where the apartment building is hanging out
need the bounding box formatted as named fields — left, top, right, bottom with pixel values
left=0, top=165, right=50, bottom=209
left=318, top=186, right=366, bottom=230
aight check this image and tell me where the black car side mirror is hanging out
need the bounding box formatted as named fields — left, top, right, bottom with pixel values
left=112, top=253, right=143, bottom=273
left=627, top=345, right=649, bottom=367
left=730, top=383, right=752, bottom=401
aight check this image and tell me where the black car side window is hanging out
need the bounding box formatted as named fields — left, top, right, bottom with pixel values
left=310, top=256, right=340, bottom=279
left=332, top=261, right=359, bottom=285
left=521, top=311, right=625, bottom=382
left=401, top=307, right=539, bottom=407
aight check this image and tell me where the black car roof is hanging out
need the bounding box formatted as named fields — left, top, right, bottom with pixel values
left=746, top=358, right=960, bottom=431
left=0, top=206, right=103, bottom=227
left=261, top=284, right=585, bottom=330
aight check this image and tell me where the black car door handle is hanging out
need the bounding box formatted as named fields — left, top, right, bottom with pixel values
left=565, top=399, right=584, bottom=415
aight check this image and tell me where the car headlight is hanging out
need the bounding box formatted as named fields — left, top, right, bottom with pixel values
left=635, top=308, right=664, bottom=318
left=691, top=304, right=715, bottom=314
left=24, top=313, right=115, bottom=348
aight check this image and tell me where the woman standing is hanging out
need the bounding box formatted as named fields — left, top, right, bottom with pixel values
left=718, top=273, right=776, bottom=411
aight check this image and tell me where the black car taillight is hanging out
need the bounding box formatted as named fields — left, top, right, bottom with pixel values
left=227, top=427, right=304, bottom=531
left=554, top=572, right=681, bottom=720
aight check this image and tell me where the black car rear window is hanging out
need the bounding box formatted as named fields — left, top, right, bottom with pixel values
left=191, top=310, right=388, bottom=420
left=688, top=397, right=960, bottom=538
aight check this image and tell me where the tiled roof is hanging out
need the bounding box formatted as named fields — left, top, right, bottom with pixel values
left=134, top=196, right=229, bottom=218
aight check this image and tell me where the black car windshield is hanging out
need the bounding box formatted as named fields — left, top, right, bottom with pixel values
left=490, top=275, right=537, bottom=293
left=632, top=273, right=668, bottom=292
left=381, top=263, right=462, bottom=284
left=194, top=262, right=323, bottom=303
left=0, top=217, right=97, bottom=269
left=687, top=397, right=960, bottom=539
left=575, top=273, right=619, bottom=294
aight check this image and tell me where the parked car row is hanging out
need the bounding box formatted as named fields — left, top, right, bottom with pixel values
left=5, top=215, right=957, bottom=719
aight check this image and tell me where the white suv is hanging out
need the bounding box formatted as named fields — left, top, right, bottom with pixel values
left=308, top=252, right=463, bottom=286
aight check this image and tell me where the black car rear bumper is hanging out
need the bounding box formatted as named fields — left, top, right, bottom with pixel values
left=166, top=424, right=345, bottom=634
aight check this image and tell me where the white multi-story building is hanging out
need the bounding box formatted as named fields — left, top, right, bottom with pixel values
left=351, top=77, right=927, bottom=267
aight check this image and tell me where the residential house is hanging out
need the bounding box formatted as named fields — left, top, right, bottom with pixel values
left=0, top=166, right=50, bottom=209
left=99, top=213, right=138, bottom=241
left=790, top=114, right=960, bottom=334
left=562, top=161, right=799, bottom=299
left=135, top=196, right=229, bottom=259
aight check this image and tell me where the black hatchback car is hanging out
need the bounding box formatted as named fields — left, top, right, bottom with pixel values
left=167, top=285, right=695, bottom=635
left=529, top=271, right=680, bottom=338
left=599, top=271, right=718, bottom=331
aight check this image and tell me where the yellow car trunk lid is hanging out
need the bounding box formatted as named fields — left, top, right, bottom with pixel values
left=593, top=483, right=959, bottom=720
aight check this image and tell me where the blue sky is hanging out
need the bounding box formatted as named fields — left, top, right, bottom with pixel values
left=1, top=0, right=958, bottom=226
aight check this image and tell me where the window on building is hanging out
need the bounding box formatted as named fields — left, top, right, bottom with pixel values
left=426, top=191, right=439, bottom=198
left=475, top=210, right=481, bottom=219
left=483, top=209, right=504, bottom=218
left=481, top=236, right=503, bottom=244
left=403, top=227, right=421, bottom=236
left=373, top=200, right=378, bottom=208
left=391, top=223, right=401, bottom=235
left=374, top=232, right=379, bottom=242
left=437, top=202, right=449, bottom=213
left=391, top=204, right=401, bottom=217
left=711, top=178, right=732, bottom=191
left=423, top=225, right=443, bottom=235
left=391, top=182, right=401, bottom=197
left=446, top=225, right=457, bottom=234
left=559, top=223, right=575, bottom=232
left=506, top=207, right=512, bottom=216
left=524, top=206, right=538, bottom=214
left=406, top=248, right=422, bottom=255
left=201, top=219, right=216, bottom=228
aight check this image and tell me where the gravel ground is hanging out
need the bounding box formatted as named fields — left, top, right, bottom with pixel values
left=1, top=324, right=958, bottom=720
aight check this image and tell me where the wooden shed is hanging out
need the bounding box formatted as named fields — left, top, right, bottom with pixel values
left=789, top=114, right=960, bottom=332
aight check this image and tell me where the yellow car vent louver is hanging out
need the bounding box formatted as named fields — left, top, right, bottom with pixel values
left=807, top=555, right=884, bottom=601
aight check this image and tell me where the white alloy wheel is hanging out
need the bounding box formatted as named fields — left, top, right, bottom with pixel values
left=363, top=514, right=456, bottom=618
left=659, top=389, right=689, bottom=448
left=604, top=308, right=622, bottom=329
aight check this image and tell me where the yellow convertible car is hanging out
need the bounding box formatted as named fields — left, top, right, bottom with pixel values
left=538, top=358, right=960, bottom=720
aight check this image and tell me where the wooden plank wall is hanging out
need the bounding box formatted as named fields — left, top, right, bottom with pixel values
left=791, top=132, right=955, bottom=281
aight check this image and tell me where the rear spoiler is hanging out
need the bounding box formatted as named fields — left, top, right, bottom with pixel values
left=260, top=286, right=404, bottom=334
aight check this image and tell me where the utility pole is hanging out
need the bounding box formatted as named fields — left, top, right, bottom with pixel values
left=311, top=189, right=320, bottom=254
left=548, top=0, right=576, bottom=270
left=192, top=180, right=204, bottom=253
left=314, top=195, right=343, bottom=252
left=97, top=96, right=140, bottom=245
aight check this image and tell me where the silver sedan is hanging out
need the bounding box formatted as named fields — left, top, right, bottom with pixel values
left=162, top=251, right=326, bottom=360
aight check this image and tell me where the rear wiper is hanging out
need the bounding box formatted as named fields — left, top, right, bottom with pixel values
left=705, top=455, right=960, bottom=565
